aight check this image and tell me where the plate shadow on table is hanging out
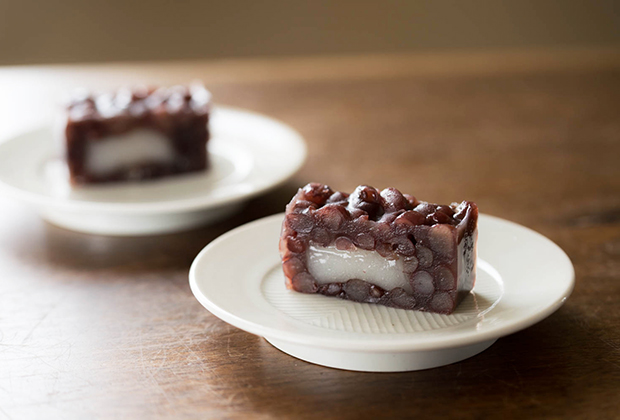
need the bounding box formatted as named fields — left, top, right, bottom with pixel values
left=193, top=303, right=618, bottom=419
left=9, top=180, right=303, bottom=277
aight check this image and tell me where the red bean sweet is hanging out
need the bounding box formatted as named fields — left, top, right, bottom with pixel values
left=280, top=183, right=479, bottom=315
left=335, top=236, right=356, bottom=251
left=316, top=204, right=347, bottom=230
left=326, top=191, right=349, bottom=204
left=375, top=242, right=393, bottom=258
left=290, top=200, right=317, bottom=213
left=348, top=185, right=384, bottom=220
left=286, top=213, right=314, bottom=233
left=348, top=207, right=366, bottom=220
left=369, top=285, right=384, bottom=299
left=413, top=203, right=436, bottom=217
left=378, top=212, right=399, bottom=224
left=321, top=283, right=343, bottom=296
left=311, top=227, right=333, bottom=247
left=395, top=237, right=416, bottom=256
left=292, top=272, right=319, bottom=293
left=286, top=236, right=306, bottom=254
left=435, top=266, right=455, bottom=290
left=390, top=288, right=417, bottom=309
left=403, top=255, right=419, bottom=273
left=343, top=279, right=371, bottom=302
left=403, top=194, right=419, bottom=209
left=398, top=210, right=426, bottom=226
left=380, top=187, right=408, bottom=212
left=437, top=205, right=455, bottom=217
left=430, top=211, right=452, bottom=224
left=372, top=221, right=392, bottom=240
left=282, top=256, right=305, bottom=279
left=412, top=271, right=435, bottom=296
left=416, top=245, right=433, bottom=268
left=429, top=292, right=454, bottom=314
left=334, top=236, right=356, bottom=251
left=302, top=183, right=334, bottom=205
left=65, top=86, right=211, bottom=185
left=428, top=224, right=455, bottom=258
left=354, top=232, right=375, bottom=250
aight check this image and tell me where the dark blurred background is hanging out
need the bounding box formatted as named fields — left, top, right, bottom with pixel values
left=1, top=0, right=619, bottom=66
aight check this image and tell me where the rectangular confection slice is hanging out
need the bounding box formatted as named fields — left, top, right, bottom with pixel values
left=63, top=85, right=211, bottom=185
left=279, top=183, right=478, bottom=315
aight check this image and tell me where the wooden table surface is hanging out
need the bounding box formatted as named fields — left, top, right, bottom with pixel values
left=1, top=50, right=619, bottom=419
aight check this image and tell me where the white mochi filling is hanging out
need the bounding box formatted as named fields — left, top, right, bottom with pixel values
left=307, top=244, right=413, bottom=294
left=86, top=129, right=176, bottom=175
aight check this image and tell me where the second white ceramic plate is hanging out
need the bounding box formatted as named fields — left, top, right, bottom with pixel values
left=0, top=107, right=306, bottom=235
left=190, top=213, right=574, bottom=372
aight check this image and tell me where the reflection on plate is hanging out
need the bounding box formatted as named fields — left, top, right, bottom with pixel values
left=0, top=107, right=306, bottom=235
left=190, top=213, right=574, bottom=372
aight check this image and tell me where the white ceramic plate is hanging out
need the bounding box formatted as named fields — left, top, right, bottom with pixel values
left=0, top=107, right=306, bottom=235
left=190, top=213, right=574, bottom=372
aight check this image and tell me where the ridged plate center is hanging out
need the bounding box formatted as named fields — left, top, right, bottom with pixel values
left=262, top=260, right=503, bottom=334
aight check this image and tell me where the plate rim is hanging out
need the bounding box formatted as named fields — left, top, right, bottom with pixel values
left=0, top=106, right=307, bottom=214
left=189, top=213, right=575, bottom=352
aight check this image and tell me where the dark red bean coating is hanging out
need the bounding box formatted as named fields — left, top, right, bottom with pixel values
left=435, top=266, right=456, bottom=290
left=412, top=271, right=435, bottom=296
left=286, top=236, right=306, bottom=254
left=369, top=285, right=384, bottom=299
left=301, top=183, right=334, bottom=206
left=395, top=210, right=426, bottom=227
left=390, top=288, right=417, bottom=310
left=380, top=188, right=409, bottom=212
left=429, top=292, right=454, bottom=313
left=334, top=236, right=356, bottom=251
left=280, top=183, right=479, bottom=314
left=292, top=272, right=319, bottom=293
left=354, top=233, right=375, bottom=250
left=285, top=213, right=314, bottom=234
left=416, top=245, right=433, bottom=268
left=282, top=256, right=305, bottom=280
left=65, top=85, right=211, bottom=185
left=348, top=185, right=384, bottom=221
left=288, top=200, right=317, bottom=214
left=320, top=283, right=343, bottom=296
left=316, top=204, right=348, bottom=230
left=343, top=279, right=371, bottom=302
left=326, top=191, right=349, bottom=204
left=311, top=227, right=333, bottom=247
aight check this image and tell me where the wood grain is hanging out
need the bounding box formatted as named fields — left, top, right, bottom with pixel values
left=0, top=52, right=619, bottom=419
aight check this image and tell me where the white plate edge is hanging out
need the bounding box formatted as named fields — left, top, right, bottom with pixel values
left=189, top=213, right=576, bottom=352
left=0, top=106, right=307, bottom=215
